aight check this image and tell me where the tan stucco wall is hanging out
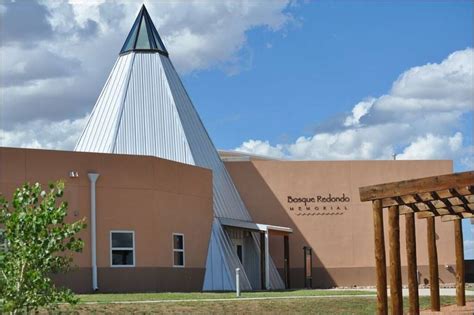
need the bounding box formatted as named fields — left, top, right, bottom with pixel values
left=0, top=147, right=213, bottom=292
left=225, top=160, right=456, bottom=287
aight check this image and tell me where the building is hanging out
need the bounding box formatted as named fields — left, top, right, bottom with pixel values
left=0, top=147, right=213, bottom=292
left=223, top=156, right=457, bottom=288
left=0, top=5, right=459, bottom=293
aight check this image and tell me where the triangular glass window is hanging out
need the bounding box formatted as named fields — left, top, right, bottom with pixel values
left=120, top=14, right=140, bottom=53
left=119, top=5, right=168, bottom=56
left=136, top=16, right=151, bottom=49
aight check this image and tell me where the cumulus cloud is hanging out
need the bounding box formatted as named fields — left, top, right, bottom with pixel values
left=235, top=48, right=474, bottom=167
left=0, top=0, right=296, bottom=144
left=0, top=47, right=81, bottom=87
left=397, top=133, right=463, bottom=160
left=0, top=0, right=54, bottom=46
left=0, top=115, right=88, bottom=150
left=236, top=140, right=285, bottom=159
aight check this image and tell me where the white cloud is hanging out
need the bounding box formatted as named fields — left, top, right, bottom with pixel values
left=42, top=0, right=294, bottom=75
left=235, top=48, right=473, bottom=167
left=397, top=133, right=463, bottom=160
left=236, top=140, right=285, bottom=158
left=0, top=115, right=88, bottom=150
left=1, top=0, right=296, bottom=136
left=344, top=98, right=375, bottom=127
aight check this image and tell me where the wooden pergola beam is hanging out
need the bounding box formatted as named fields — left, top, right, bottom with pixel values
left=417, top=211, right=474, bottom=220
left=359, top=171, right=474, bottom=201
left=400, top=203, right=474, bottom=216
left=381, top=190, right=473, bottom=208
left=441, top=213, right=474, bottom=222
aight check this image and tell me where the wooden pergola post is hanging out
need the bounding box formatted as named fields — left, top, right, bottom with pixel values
left=405, top=212, right=419, bottom=314
left=453, top=219, right=465, bottom=306
left=388, top=205, right=403, bottom=314
left=426, top=216, right=440, bottom=311
left=359, top=172, right=474, bottom=314
left=372, top=200, right=388, bottom=315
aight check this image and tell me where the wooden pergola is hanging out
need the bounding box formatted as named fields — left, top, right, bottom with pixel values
left=359, top=171, right=474, bottom=315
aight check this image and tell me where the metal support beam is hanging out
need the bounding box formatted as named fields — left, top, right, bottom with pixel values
left=372, top=200, right=388, bottom=315
left=265, top=230, right=270, bottom=290
left=260, top=232, right=266, bottom=290
left=88, top=173, right=100, bottom=292
left=284, top=235, right=290, bottom=289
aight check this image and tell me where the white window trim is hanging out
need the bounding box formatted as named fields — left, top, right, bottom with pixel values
left=110, top=230, right=135, bottom=268
left=172, top=233, right=185, bottom=268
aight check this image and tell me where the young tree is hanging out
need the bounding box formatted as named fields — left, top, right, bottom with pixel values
left=0, top=181, right=86, bottom=314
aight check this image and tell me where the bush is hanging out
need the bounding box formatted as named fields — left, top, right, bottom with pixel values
left=0, top=181, right=86, bottom=314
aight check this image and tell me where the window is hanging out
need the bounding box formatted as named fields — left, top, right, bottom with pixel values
left=172, top=233, right=185, bottom=267
left=110, top=231, right=135, bottom=267
left=236, top=245, right=243, bottom=263
left=0, top=229, right=6, bottom=252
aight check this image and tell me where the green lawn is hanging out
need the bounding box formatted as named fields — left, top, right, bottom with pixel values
left=78, top=289, right=375, bottom=303
left=52, top=295, right=473, bottom=314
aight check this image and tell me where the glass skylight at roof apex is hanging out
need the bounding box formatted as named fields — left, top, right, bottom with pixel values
left=119, top=5, right=168, bottom=56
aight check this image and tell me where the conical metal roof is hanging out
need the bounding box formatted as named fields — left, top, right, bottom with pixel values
left=75, top=5, right=285, bottom=292
left=120, top=5, right=168, bottom=56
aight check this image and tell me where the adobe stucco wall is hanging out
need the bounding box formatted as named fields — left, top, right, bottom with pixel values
left=225, top=160, right=457, bottom=288
left=0, top=147, right=213, bottom=293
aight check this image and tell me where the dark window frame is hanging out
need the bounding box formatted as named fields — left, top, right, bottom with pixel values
left=110, top=231, right=135, bottom=267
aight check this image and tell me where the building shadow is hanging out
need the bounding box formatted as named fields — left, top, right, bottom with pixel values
left=225, top=161, right=337, bottom=289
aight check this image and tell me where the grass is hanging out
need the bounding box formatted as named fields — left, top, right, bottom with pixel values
left=49, top=295, right=473, bottom=314
left=78, top=289, right=375, bottom=303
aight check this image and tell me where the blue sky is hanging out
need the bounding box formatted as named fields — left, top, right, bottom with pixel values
left=0, top=1, right=473, bottom=257
left=184, top=1, right=472, bottom=155
left=181, top=1, right=473, bottom=256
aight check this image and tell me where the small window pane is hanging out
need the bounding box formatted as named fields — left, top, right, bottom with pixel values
left=112, top=250, right=134, bottom=266
left=174, top=251, right=184, bottom=266
left=135, top=17, right=151, bottom=49
left=121, top=17, right=140, bottom=52
left=112, top=232, right=133, bottom=248
left=236, top=245, right=243, bottom=263
left=173, top=235, right=183, bottom=250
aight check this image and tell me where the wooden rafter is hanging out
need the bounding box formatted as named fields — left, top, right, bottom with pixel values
left=380, top=187, right=472, bottom=207
left=400, top=203, right=474, bottom=215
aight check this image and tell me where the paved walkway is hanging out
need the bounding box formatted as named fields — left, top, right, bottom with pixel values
left=83, top=294, right=378, bottom=304
left=330, top=288, right=474, bottom=297
left=83, top=289, right=473, bottom=305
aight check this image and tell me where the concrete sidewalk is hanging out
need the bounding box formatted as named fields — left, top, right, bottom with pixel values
left=330, top=288, right=474, bottom=297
